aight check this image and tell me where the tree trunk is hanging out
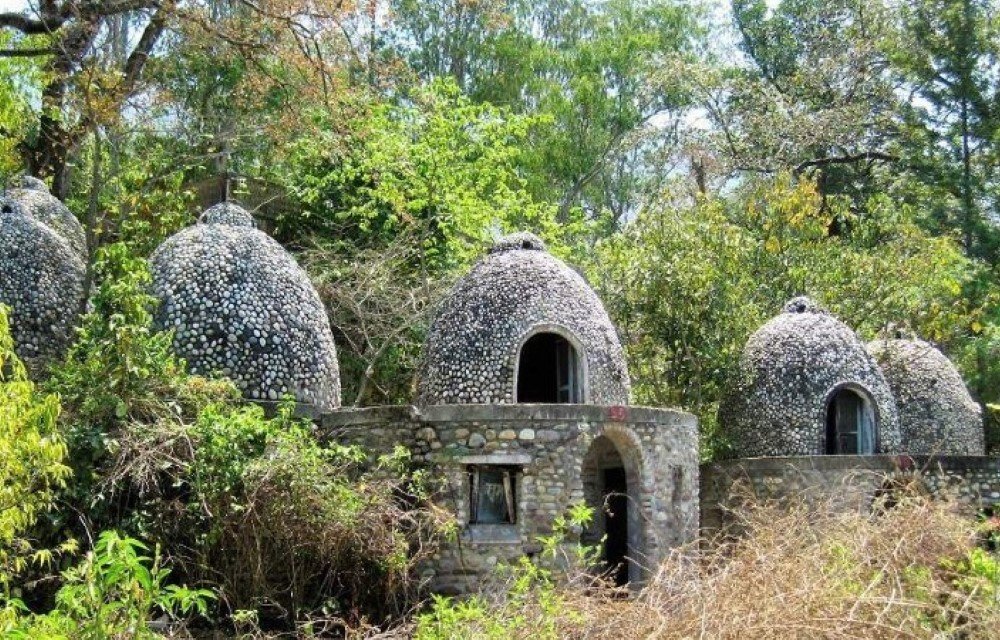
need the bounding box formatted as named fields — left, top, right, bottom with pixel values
left=962, top=97, right=973, bottom=251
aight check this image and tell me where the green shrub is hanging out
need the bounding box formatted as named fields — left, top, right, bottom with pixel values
left=45, top=242, right=235, bottom=538
left=169, top=405, right=450, bottom=624
left=414, top=505, right=595, bottom=640
left=0, top=530, right=213, bottom=639
left=0, top=304, right=71, bottom=588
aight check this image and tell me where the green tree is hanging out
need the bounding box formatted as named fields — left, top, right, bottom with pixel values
left=593, top=178, right=985, bottom=458
left=710, top=0, right=902, bottom=208
left=275, top=79, right=583, bottom=267
left=0, top=305, right=71, bottom=585
left=389, top=0, right=701, bottom=225
left=890, top=0, right=1000, bottom=260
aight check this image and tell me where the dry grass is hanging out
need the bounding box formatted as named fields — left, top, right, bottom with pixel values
left=404, top=485, right=1000, bottom=640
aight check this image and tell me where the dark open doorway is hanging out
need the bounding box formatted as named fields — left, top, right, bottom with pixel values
left=603, top=466, right=628, bottom=586
left=825, top=387, right=875, bottom=454
left=516, top=332, right=581, bottom=403
left=581, top=434, right=643, bottom=587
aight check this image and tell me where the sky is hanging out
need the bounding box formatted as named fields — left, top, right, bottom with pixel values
left=0, top=0, right=27, bottom=12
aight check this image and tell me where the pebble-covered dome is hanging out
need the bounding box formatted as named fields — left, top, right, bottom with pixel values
left=5, top=176, right=88, bottom=260
left=417, top=232, right=630, bottom=405
left=0, top=196, right=86, bottom=366
left=719, top=297, right=900, bottom=457
left=867, top=332, right=983, bottom=455
left=150, top=203, right=341, bottom=410
left=198, top=202, right=256, bottom=228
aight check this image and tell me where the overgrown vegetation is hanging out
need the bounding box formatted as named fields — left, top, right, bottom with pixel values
left=414, top=488, right=1000, bottom=639
left=4, top=0, right=1000, bottom=634
left=0, top=306, right=71, bottom=588
left=1, top=245, right=452, bottom=633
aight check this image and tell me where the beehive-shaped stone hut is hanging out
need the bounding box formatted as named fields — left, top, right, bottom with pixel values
left=719, top=297, right=900, bottom=457
left=867, top=332, right=983, bottom=455
left=150, top=203, right=341, bottom=410
left=6, top=175, right=88, bottom=260
left=0, top=194, right=86, bottom=366
left=417, top=232, right=630, bottom=405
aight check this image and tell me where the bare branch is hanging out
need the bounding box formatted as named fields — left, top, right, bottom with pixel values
left=120, top=0, right=173, bottom=89
left=0, top=47, right=55, bottom=57
left=0, top=11, right=62, bottom=33
left=794, top=151, right=899, bottom=175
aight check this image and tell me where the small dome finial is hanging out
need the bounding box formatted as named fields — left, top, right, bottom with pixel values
left=489, top=232, right=547, bottom=254
left=10, top=175, right=49, bottom=193
left=783, top=296, right=826, bottom=315
left=198, top=202, right=255, bottom=228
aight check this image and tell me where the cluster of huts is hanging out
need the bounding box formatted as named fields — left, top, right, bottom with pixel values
left=2, top=176, right=996, bottom=592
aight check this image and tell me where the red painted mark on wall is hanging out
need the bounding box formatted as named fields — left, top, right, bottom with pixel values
left=609, top=405, right=628, bottom=422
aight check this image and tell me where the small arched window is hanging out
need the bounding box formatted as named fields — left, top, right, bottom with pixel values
left=825, top=388, right=875, bottom=454
left=516, top=332, right=582, bottom=403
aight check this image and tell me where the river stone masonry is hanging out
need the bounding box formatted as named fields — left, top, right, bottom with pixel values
left=322, top=403, right=699, bottom=595
left=198, top=202, right=256, bottom=228
left=0, top=195, right=86, bottom=367
left=719, top=296, right=900, bottom=457
left=6, top=175, right=88, bottom=260
left=702, top=455, right=1000, bottom=535
left=417, top=232, right=630, bottom=405
left=150, top=203, right=341, bottom=410
left=867, top=333, right=984, bottom=455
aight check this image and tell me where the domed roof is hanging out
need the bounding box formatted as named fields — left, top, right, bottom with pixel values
left=719, top=297, right=900, bottom=457
left=5, top=176, right=87, bottom=260
left=150, top=204, right=340, bottom=410
left=11, top=175, right=48, bottom=191
left=867, top=332, right=983, bottom=455
left=0, top=196, right=86, bottom=367
left=417, top=232, right=630, bottom=405
left=199, top=202, right=256, bottom=228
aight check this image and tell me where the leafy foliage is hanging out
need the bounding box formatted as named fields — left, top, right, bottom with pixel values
left=276, top=79, right=585, bottom=268
left=0, top=306, right=71, bottom=588
left=415, top=505, right=596, bottom=640
left=593, top=178, right=984, bottom=457
left=0, top=531, right=213, bottom=639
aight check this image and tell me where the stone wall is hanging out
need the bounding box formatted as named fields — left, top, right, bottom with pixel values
left=321, top=404, right=699, bottom=594
left=701, top=455, right=1000, bottom=535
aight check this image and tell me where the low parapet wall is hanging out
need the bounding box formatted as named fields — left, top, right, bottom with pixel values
left=701, top=455, right=1000, bottom=535
left=320, top=404, right=699, bottom=594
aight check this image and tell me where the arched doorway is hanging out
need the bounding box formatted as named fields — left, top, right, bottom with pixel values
left=516, top=332, right=583, bottom=403
left=581, top=433, right=644, bottom=586
left=825, top=387, right=876, bottom=454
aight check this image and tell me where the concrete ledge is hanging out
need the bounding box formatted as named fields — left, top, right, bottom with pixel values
left=456, top=453, right=533, bottom=465
left=461, top=524, right=522, bottom=545
left=704, top=454, right=1000, bottom=475
left=320, top=403, right=697, bottom=429
left=320, top=405, right=418, bottom=427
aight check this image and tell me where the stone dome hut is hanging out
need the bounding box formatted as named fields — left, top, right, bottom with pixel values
left=0, top=195, right=86, bottom=366
left=416, top=232, right=630, bottom=405
left=719, top=297, right=900, bottom=457
left=867, top=332, right=983, bottom=455
left=6, top=175, right=88, bottom=260
left=150, top=203, right=341, bottom=410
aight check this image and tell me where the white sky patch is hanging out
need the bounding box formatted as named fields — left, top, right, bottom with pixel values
left=0, top=0, right=30, bottom=13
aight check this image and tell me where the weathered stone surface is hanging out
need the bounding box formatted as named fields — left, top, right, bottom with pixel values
left=0, top=195, right=86, bottom=367
left=868, top=334, right=983, bottom=455
left=150, top=203, right=340, bottom=410
left=321, top=403, right=698, bottom=595
left=718, top=297, right=900, bottom=457
left=417, top=232, right=630, bottom=405
left=702, top=455, right=1000, bottom=534
left=198, top=202, right=256, bottom=228
left=6, top=176, right=88, bottom=260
